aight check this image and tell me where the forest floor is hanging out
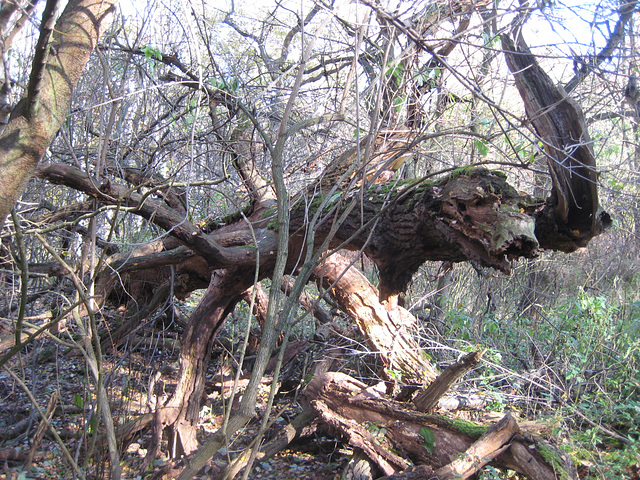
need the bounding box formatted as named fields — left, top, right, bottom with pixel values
left=0, top=320, right=636, bottom=480
left=0, top=329, right=352, bottom=480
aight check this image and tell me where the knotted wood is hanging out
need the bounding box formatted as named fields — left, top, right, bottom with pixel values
left=502, top=35, right=610, bottom=251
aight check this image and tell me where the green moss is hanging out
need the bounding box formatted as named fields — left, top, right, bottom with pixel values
left=444, top=166, right=507, bottom=181
left=267, top=217, right=279, bottom=231
left=414, top=179, right=437, bottom=190
left=311, top=194, right=330, bottom=210
left=489, top=169, right=508, bottom=179
left=446, top=417, right=488, bottom=438
left=262, top=206, right=276, bottom=217
left=537, top=442, right=569, bottom=480
left=365, top=178, right=414, bottom=196
left=204, top=219, right=222, bottom=230
left=199, top=205, right=253, bottom=232
left=425, top=415, right=487, bottom=439
left=446, top=166, right=481, bottom=179
left=292, top=193, right=327, bottom=214
left=219, top=209, right=245, bottom=225
left=294, top=191, right=351, bottom=217
left=262, top=204, right=279, bottom=231
left=365, top=178, right=437, bottom=207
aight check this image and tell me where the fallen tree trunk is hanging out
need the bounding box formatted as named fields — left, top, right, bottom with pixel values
left=305, top=372, right=577, bottom=480
left=37, top=163, right=541, bottom=297
left=33, top=161, right=606, bottom=462
left=25, top=28, right=611, bottom=475
left=313, top=253, right=439, bottom=384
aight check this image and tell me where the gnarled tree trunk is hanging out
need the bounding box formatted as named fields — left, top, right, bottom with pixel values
left=0, top=0, right=118, bottom=228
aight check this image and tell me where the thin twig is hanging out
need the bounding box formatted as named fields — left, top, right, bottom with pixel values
left=4, top=367, right=85, bottom=480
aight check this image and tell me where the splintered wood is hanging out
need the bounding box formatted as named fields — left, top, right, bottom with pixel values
left=304, top=372, right=577, bottom=479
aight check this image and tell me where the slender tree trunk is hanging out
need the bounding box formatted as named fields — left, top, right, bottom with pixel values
left=632, top=121, right=640, bottom=248
left=428, top=264, right=452, bottom=329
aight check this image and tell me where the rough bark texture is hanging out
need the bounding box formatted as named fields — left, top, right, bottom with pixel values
left=159, top=269, right=251, bottom=454
left=305, top=372, right=577, bottom=479
left=413, top=350, right=484, bottom=412
left=434, top=413, right=519, bottom=479
left=313, top=254, right=439, bottom=384
left=298, top=169, right=540, bottom=298
left=37, top=163, right=541, bottom=297
left=0, top=0, right=118, bottom=228
left=34, top=155, right=602, bottom=467
left=502, top=35, right=611, bottom=251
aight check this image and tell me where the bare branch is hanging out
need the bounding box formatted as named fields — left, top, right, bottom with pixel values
left=26, top=0, right=59, bottom=118
left=564, top=0, right=638, bottom=94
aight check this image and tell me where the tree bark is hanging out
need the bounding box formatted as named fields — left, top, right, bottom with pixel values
left=0, top=0, right=118, bottom=228
left=305, top=371, right=577, bottom=479
left=300, top=169, right=540, bottom=299
left=38, top=162, right=541, bottom=293
left=160, top=269, right=252, bottom=455
left=502, top=35, right=610, bottom=249
left=313, top=254, right=438, bottom=384
left=413, top=350, right=484, bottom=412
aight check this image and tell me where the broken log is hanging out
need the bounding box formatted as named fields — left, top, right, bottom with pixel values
left=305, top=372, right=576, bottom=479
left=434, top=413, right=518, bottom=479
left=413, top=350, right=484, bottom=412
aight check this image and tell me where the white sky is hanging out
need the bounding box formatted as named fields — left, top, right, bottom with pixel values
left=115, top=0, right=618, bottom=79
left=529, top=0, right=612, bottom=53
left=117, top=0, right=614, bottom=54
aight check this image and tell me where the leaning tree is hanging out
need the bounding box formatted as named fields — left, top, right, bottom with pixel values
left=1, top=0, right=637, bottom=478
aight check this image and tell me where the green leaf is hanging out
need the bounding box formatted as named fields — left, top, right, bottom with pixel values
left=475, top=139, right=489, bottom=157
left=73, top=394, right=84, bottom=408
left=393, top=94, right=406, bottom=112
left=88, top=413, right=98, bottom=434
left=420, top=426, right=435, bottom=454
left=141, top=45, right=162, bottom=61
left=386, top=63, right=404, bottom=81
left=482, top=32, right=500, bottom=47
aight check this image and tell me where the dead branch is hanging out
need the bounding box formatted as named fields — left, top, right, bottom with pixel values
left=305, top=372, right=577, bottom=479
left=413, top=350, right=484, bottom=412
